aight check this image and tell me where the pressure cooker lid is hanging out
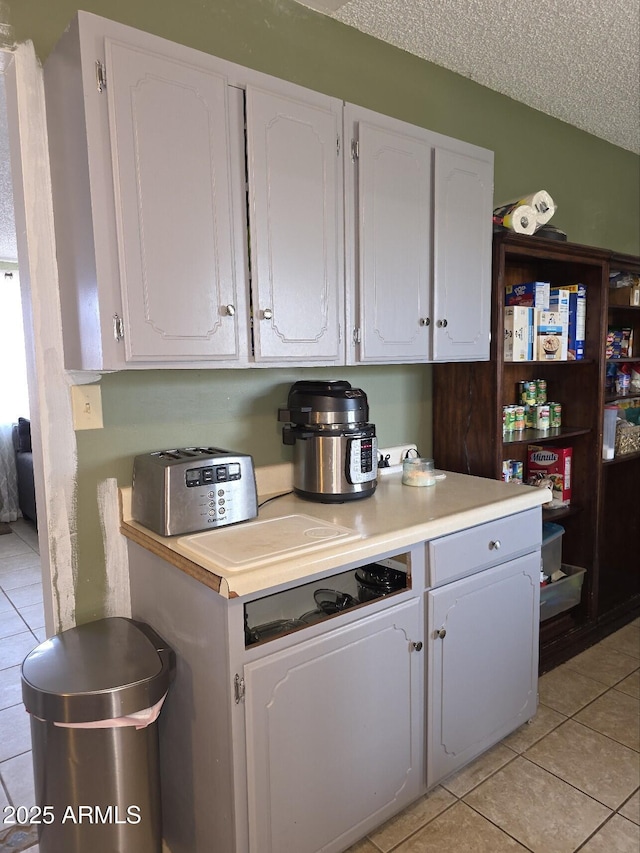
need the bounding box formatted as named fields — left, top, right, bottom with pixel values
left=280, top=380, right=369, bottom=425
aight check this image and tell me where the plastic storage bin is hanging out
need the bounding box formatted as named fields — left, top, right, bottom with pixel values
left=540, top=564, right=586, bottom=621
left=21, top=617, right=175, bottom=853
left=542, top=522, right=564, bottom=577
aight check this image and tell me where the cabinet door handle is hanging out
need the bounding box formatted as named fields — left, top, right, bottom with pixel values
left=412, top=641, right=423, bottom=651
left=435, top=628, right=446, bottom=639
left=225, top=304, right=236, bottom=317
left=436, top=319, right=448, bottom=328
left=262, top=308, right=273, bottom=320
left=419, top=317, right=431, bottom=327
left=489, top=539, right=501, bottom=550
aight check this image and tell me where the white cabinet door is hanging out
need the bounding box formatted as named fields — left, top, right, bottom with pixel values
left=346, top=108, right=432, bottom=362
left=244, top=599, right=423, bottom=853
left=105, top=40, right=248, bottom=363
left=246, top=85, right=344, bottom=364
left=431, top=147, right=493, bottom=362
left=427, top=551, right=539, bottom=787
left=45, top=13, right=250, bottom=369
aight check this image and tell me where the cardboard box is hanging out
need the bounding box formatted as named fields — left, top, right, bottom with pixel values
left=551, top=284, right=586, bottom=360
left=527, top=445, right=572, bottom=507
left=536, top=310, right=566, bottom=360
left=548, top=289, right=570, bottom=360
left=504, top=306, right=533, bottom=361
left=505, top=281, right=550, bottom=310
left=609, top=284, right=640, bottom=307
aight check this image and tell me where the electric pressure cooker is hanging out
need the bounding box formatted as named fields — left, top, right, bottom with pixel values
left=278, top=380, right=378, bottom=502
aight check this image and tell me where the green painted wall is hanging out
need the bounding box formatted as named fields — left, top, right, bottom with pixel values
left=7, top=0, right=639, bottom=622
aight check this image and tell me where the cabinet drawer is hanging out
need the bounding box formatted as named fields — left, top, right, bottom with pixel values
left=427, top=508, right=541, bottom=587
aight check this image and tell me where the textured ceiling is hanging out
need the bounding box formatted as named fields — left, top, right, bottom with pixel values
left=296, top=0, right=640, bottom=154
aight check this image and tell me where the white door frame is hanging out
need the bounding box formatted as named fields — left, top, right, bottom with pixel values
left=2, top=41, right=78, bottom=633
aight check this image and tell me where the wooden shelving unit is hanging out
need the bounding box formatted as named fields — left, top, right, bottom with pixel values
left=433, top=232, right=640, bottom=672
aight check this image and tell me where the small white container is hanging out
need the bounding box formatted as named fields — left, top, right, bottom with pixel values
left=602, top=405, right=618, bottom=460
left=402, top=457, right=435, bottom=487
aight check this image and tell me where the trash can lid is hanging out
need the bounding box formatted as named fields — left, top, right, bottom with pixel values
left=21, top=617, right=175, bottom=724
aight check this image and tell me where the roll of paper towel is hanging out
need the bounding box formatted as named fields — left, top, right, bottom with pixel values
left=494, top=191, right=556, bottom=231
left=493, top=202, right=537, bottom=234
left=515, top=190, right=556, bottom=225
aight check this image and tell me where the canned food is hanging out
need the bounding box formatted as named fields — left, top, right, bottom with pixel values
left=502, top=461, right=512, bottom=482
left=503, top=405, right=517, bottom=432
left=549, top=402, right=562, bottom=428
left=535, top=379, right=547, bottom=404
left=520, top=380, right=537, bottom=406
left=535, top=402, right=550, bottom=430
left=525, top=404, right=536, bottom=429
left=514, top=405, right=525, bottom=430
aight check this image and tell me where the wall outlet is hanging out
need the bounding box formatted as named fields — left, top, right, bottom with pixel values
left=378, top=443, right=418, bottom=473
left=71, top=384, right=104, bottom=430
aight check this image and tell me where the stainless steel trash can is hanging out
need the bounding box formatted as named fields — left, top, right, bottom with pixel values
left=21, top=616, right=175, bottom=853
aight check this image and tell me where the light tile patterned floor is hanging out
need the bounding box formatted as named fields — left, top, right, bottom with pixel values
left=1, top=519, right=638, bottom=853
left=348, top=618, right=640, bottom=853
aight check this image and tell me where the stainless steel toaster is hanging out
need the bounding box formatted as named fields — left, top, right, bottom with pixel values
left=131, top=447, right=258, bottom=536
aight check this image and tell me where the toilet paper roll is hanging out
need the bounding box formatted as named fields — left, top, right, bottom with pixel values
left=493, top=202, right=537, bottom=235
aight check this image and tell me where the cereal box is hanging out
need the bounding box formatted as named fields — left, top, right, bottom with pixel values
left=527, top=445, right=572, bottom=507
left=505, top=281, right=550, bottom=310
left=504, top=306, right=533, bottom=361
left=536, top=310, right=566, bottom=360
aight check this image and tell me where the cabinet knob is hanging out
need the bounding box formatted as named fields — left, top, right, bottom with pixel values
left=489, top=539, right=501, bottom=550
left=262, top=308, right=273, bottom=320
left=225, top=304, right=236, bottom=317
left=412, top=641, right=423, bottom=651
left=419, top=317, right=431, bottom=327
left=435, top=628, right=446, bottom=639
left=436, top=319, right=448, bottom=328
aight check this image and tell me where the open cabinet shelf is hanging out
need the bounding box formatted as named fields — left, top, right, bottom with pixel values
left=433, top=233, right=640, bottom=672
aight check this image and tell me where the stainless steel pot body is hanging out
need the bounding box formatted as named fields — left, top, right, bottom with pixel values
left=290, top=425, right=377, bottom=502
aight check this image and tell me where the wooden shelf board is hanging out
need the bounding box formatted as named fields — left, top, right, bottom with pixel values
left=503, top=426, right=590, bottom=446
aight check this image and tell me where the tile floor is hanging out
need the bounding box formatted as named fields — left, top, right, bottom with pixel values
left=0, top=519, right=42, bottom=853
left=1, top=519, right=638, bottom=853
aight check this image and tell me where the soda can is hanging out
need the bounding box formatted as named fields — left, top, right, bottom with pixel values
left=503, top=405, right=517, bottom=432
left=514, top=405, right=525, bottom=431
left=535, top=379, right=547, bottom=404
left=510, top=460, right=524, bottom=482
left=550, top=402, right=562, bottom=428
left=535, top=403, right=550, bottom=430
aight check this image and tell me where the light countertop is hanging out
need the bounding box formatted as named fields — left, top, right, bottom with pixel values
left=120, top=467, right=549, bottom=599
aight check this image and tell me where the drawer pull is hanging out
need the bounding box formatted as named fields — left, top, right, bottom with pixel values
left=412, top=641, right=423, bottom=651
left=489, top=539, right=501, bottom=550
left=435, top=628, right=447, bottom=640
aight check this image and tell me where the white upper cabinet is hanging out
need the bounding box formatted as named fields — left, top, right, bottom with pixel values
left=45, top=12, right=250, bottom=370
left=245, top=85, right=344, bottom=364
left=345, top=106, right=432, bottom=363
left=432, top=147, right=493, bottom=361
left=45, top=12, right=493, bottom=370
left=345, top=104, right=493, bottom=364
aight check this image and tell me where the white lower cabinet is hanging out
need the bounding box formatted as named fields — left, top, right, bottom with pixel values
left=426, top=551, right=540, bottom=787
left=244, top=599, right=423, bottom=853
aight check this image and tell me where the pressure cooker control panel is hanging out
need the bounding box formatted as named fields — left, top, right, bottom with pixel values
left=347, top=436, right=378, bottom=484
